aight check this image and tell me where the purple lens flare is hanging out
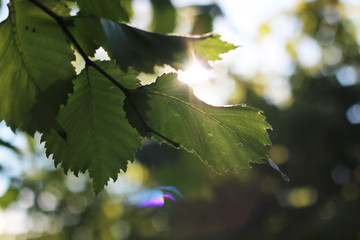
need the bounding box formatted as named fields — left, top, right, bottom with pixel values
left=125, top=186, right=184, bottom=208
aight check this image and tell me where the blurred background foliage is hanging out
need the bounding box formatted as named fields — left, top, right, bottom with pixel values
left=1, top=0, right=360, bottom=239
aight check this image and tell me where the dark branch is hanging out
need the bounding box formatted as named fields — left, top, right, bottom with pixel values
left=29, top=0, right=180, bottom=148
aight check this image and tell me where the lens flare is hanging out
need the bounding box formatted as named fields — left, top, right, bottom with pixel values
left=178, top=54, right=213, bottom=85
left=125, top=186, right=184, bottom=208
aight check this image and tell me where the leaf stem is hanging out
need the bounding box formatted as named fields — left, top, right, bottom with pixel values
left=29, top=0, right=180, bottom=148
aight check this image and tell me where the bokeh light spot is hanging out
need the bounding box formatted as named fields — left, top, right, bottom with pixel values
left=37, top=192, right=58, bottom=212
left=285, top=187, right=318, bottom=208
left=151, top=211, right=169, bottom=232
left=324, top=45, right=342, bottom=65
left=66, top=195, right=88, bottom=214
left=341, top=183, right=360, bottom=202
left=18, top=188, right=35, bottom=209
left=102, top=202, right=123, bottom=219
left=323, top=5, right=340, bottom=24
left=331, top=164, right=351, bottom=185
left=111, top=220, right=130, bottom=239
left=296, top=36, right=322, bottom=68
left=124, top=161, right=149, bottom=184
left=269, top=144, right=289, bottom=165
left=346, top=103, right=360, bottom=125
left=336, top=65, right=358, bottom=87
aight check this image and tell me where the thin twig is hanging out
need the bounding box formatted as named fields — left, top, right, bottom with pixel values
left=29, top=0, right=180, bottom=148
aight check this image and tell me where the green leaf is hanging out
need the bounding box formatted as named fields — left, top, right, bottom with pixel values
left=42, top=0, right=73, bottom=16
left=191, top=4, right=222, bottom=34
left=43, top=61, right=142, bottom=193
left=126, top=73, right=272, bottom=172
left=77, top=0, right=130, bottom=23
left=0, top=0, right=75, bottom=135
left=150, top=0, right=176, bottom=33
left=101, top=20, right=237, bottom=73
left=190, top=34, right=236, bottom=62
left=67, top=16, right=106, bottom=57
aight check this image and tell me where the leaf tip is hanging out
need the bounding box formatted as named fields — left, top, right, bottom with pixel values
left=211, top=33, right=239, bottom=50
left=266, top=158, right=290, bottom=182
left=93, top=181, right=105, bottom=195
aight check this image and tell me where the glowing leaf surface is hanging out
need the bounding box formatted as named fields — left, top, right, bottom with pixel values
left=126, top=73, right=272, bottom=172
left=44, top=62, right=142, bottom=193
left=101, top=20, right=236, bottom=73
left=0, top=0, right=75, bottom=135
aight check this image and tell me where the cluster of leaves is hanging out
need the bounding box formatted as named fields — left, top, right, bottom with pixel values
left=0, top=0, right=273, bottom=193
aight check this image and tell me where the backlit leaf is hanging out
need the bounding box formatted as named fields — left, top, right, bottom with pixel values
left=126, top=73, right=272, bottom=172
left=67, top=16, right=106, bottom=57
left=77, top=0, right=130, bottom=23
left=43, top=61, right=142, bottom=193
left=0, top=0, right=75, bottom=135
left=150, top=0, right=176, bottom=33
left=101, top=20, right=237, bottom=73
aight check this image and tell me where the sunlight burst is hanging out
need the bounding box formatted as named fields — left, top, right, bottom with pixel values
left=178, top=59, right=213, bottom=86
left=176, top=56, right=233, bottom=105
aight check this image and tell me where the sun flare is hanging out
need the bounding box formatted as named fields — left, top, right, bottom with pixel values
left=178, top=60, right=213, bottom=86
left=177, top=57, right=228, bottom=105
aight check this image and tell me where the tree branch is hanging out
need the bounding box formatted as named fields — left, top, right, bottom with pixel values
left=29, top=0, right=180, bottom=148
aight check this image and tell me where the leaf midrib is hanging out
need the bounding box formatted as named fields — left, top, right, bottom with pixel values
left=85, top=67, right=104, bottom=180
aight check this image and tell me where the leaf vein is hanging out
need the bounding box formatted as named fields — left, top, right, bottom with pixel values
left=149, top=89, right=250, bottom=144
